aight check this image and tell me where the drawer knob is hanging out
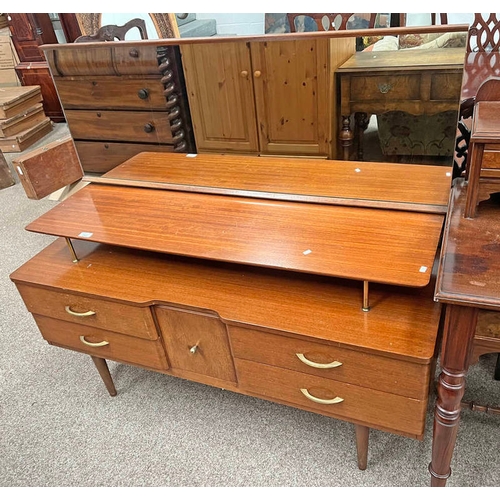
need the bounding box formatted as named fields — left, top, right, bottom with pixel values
left=296, top=353, right=342, bottom=369
left=137, top=88, right=149, bottom=100
left=254, top=70, right=262, bottom=78
left=65, top=305, right=96, bottom=317
left=240, top=70, right=248, bottom=78
left=144, top=122, right=155, bottom=133
left=129, top=48, right=139, bottom=58
left=300, top=388, right=344, bottom=405
left=378, top=83, right=393, bottom=94
left=79, top=336, right=109, bottom=348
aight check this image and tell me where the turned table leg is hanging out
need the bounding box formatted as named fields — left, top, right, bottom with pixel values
left=429, top=304, right=478, bottom=486
left=355, top=424, right=369, bottom=470
left=340, top=115, right=354, bottom=161
left=91, top=355, right=117, bottom=396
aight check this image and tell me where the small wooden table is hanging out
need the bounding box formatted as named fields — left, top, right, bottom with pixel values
left=430, top=177, right=500, bottom=486
left=336, top=48, right=465, bottom=160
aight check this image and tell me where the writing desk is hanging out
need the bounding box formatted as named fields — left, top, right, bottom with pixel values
left=430, top=178, right=500, bottom=486
left=336, top=48, right=465, bottom=160
left=11, top=153, right=451, bottom=477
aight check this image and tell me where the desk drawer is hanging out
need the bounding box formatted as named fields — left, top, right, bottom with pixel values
left=229, top=326, right=430, bottom=399
left=16, top=284, right=158, bottom=340
left=349, top=74, right=420, bottom=101
left=34, top=315, right=168, bottom=371
left=65, top=109, right=174, bottom=144
left=54, top=76, right=167, bottom=110
left=482, top=148, right=500, bottom=170
left=235, top=358, right=427, bottom=438
left=74, top=140, right=176, bottom=173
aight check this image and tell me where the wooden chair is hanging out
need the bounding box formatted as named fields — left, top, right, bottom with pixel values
left=453, top=14, right=500, bottom=179
left=74, top=17, right=148, bottom=42
left=287, top=13, right=377, bottom=32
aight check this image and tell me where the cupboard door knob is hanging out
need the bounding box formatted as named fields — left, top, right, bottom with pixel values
left=137, top=88, right=149, bottom=99
left=144, top=122, right=155, bottom=133
left=240, top=70, right=248, bottom=78
left=300, top=389, right=344, bottom=405
left=79, top=336, right=109, bottom=348
left=296, top=353, right=342, bottom=369
left=65, top=306, right=96, bottom=317
left=254, top=70, right=262, bottom=78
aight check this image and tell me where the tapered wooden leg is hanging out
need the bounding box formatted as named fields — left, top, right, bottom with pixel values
left=90, top=356, right=117, bottom=396
left=429, top=305, right=477, bottom=486
left=355, top=424, right=369, bottom=470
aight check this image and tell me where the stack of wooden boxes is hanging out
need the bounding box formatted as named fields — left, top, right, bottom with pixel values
left=0, top=85, right=52, bottom=153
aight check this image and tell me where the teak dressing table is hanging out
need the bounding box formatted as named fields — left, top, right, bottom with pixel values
left=10, top=152, right=453, bottom=476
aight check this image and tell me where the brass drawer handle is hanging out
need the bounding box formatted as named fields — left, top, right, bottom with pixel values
left=79, top=336, right=109, bottom=348
left=296, top=353, right=342, bottom=369
left=378, top=83, right=393, bottom=94
left=300, top=388, right=344, bottom=405
left=65, top=306, right=96, bottom=317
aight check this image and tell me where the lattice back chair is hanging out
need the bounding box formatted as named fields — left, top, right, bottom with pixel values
left=74, top=17, right=148, bottom=42
left=453, top=14, right=500, bottom=179
left=467, top=13, right=500, bottom=52
left=287, top=13, right=377, bottom=32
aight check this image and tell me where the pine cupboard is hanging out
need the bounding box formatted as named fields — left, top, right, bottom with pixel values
left=181, top=38, right=355, bottom=158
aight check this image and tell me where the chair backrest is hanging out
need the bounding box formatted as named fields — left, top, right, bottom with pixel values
left=287, top=13, right=377, bottom=32
left=74, top=17, right=148, bottom=42
left=431, top=14, right=448, bottom=25
left=467, top=13, right=500, bottom=52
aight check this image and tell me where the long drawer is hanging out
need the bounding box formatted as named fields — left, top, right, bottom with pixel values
left=16, top=284, right=158, bottom=340
left=65, top=109, right=174, bottom=144
left=74, top=141, right=176, bottom=173
left=54, top=76, right=168, bottom=110
left=34, top=315, right=168, bottom=371
left=229, top=326, right=431, bottom=399
left=235, top=358, right=427, bottom=438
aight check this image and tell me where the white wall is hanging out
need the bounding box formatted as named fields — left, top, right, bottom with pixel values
left=195, top=13, right=265, bottom=35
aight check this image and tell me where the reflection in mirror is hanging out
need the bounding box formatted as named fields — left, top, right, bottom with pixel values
left=43, top=18, right=471, bottom=182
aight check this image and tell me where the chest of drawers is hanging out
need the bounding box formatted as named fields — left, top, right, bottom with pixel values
left=10, top=152, right=452, bottom=475
left=44, top=44, right=195, bottom=173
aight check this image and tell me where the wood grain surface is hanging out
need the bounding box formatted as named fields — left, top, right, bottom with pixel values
left=25, top=184, right=444, bottom=287
left=435, top=178, right=500, bottom=309
left=11, top=238, right=441, bottom=362
left=98, top=152, right=453, bottom=212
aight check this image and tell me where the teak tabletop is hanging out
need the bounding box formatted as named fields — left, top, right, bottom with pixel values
left=92, top=152, right=453, bottom=213
left=26, top=183, right=444, bottom=287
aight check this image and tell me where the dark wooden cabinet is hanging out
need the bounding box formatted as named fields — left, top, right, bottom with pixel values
left=7, top=13, right=65, bottom=122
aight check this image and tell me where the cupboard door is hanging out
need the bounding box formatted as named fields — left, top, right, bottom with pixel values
left=251, top=39, right=329, bottom=156
left=155, top=306, right=237, bottom=383
left=181, top=42, right=259, bottom=153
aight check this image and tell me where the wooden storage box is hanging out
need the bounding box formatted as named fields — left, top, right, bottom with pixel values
left=0, top=117, right=52, bottom=153
left=12, top=136, right=83, bottom=199
left=0, top=103, right=46, bottom=137
left=0, top=85, right=42, bottom=119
